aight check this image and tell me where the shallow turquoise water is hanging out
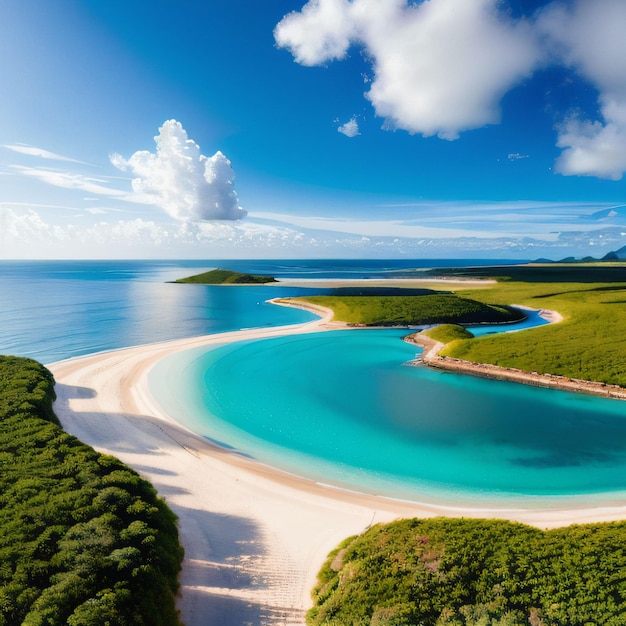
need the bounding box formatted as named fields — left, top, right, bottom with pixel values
left=150, top=327, right=626, bottom=505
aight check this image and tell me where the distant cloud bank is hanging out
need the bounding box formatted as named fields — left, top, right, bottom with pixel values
left=4, top=201, right=626, bottom=260
left=276, top=0, right=626, bottom=180
left=111, top=120, right=247, bottom=221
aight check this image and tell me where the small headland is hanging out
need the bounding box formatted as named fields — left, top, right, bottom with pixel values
left=172, top=268, right=278, bottom=284
left=281, top=283, right=626, bottom=399
left=407, top=319, right=626, bottom=400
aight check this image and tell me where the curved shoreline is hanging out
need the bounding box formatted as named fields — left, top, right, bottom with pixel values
left=48, top=305, right=626, bottom=626
left=404, top=307, right=626, bottom=401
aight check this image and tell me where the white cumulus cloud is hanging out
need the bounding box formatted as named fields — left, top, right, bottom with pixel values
left=274, top=0, right=355, bottom=65
left=275, top=0, right=540, bottom=140
left=111, top=120, right=247, bottom=221
left=338, top=116, right=360, bottom=137
left=276, top=0, right=626, bottom=180
left=540, top=0, right=626, bottom=180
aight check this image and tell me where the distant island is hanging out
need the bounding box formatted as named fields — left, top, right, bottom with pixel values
left=536, top=243, right=626, bottom=264
left=557, top=246, right=626, bottom=263
left=173, top=268, right=278, bottom=284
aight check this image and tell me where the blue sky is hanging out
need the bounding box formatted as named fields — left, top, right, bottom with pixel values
left=2, top=0, right=626, bottom=259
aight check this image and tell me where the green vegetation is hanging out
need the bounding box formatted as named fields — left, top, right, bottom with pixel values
left=423, top=323, right=474, bottom=344
left=0, top=356, right=183, bottom=626
left=434, top=277, right=626, bottom=386
left=423, top=263, right=626, bottom=283
left=297, top=294, right=523, bottom=326
left=309, top=517, right=626, bottom=626
left=174, top=268, right=277, bottom=284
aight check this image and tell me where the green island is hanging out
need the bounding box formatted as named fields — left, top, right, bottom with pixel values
left=173, top=268, right=277, bottom=284
left=0, top=356, right=183, bottom=626
left=309, top=517, right=626, bottom=625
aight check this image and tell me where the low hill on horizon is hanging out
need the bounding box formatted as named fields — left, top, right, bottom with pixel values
left=173, top=268, right=278, bottom=284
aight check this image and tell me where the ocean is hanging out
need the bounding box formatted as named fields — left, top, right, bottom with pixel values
left=0, top=258, right=517, bottom=363
left=3, top=258, right=625, bottom=504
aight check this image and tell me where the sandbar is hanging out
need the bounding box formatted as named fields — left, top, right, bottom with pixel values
left=49, top=305, right=626, bottom=626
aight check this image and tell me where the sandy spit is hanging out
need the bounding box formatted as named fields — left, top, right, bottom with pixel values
left=407, top=306, right=626, bottom=401
left=49, top=303, right=626, bottom=626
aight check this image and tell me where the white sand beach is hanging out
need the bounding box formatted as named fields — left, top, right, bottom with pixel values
left=49, top=305, right=626, bottom=626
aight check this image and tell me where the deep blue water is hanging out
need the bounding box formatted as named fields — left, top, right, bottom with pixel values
left=3, top=258, right=625, bottom=503
left=0, top=260, right=323, bottom=363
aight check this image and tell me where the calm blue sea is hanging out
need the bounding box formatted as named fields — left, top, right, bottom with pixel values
left=0, top=258, right=520, bottom=363
left=3, top=258, right=625, bottom=504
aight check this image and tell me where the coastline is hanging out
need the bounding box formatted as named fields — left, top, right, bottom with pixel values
left=48, top=303, right=626, bottom=626
left=405, top=307, right=626, bottom=401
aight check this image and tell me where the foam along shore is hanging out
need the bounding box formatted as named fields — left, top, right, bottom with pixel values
left=49, top=305, right=626, bottom=626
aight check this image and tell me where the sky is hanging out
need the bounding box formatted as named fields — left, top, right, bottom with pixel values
left=2, top=0, right=626, bottom=260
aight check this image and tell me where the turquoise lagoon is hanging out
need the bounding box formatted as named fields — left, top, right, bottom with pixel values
left=150, top=323, right=626, bottom=507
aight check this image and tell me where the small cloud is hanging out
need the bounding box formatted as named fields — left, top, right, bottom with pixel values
left=508, top=152, right=529, bottom=161
left=111, top=120, right=247, bottom=222
left=2, top=143, right=91, bottom=165
left=338, top=116, right=360, bottom=137
left=85, top=207, right=119, bottom=215
left=554, top=116, right=626, bottom=180
left=539, top=0, right=626, bottom=179
left=10, top=165, right=126, bottom=197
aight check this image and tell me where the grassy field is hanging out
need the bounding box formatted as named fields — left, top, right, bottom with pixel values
left=443, top=279, right=626, bottom=386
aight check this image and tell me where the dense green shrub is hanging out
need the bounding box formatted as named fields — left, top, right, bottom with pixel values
left=0, top=356, right=58, bottom=426
left=309, top=517, right=626, bottom=626
left=0, top=356, right=184, bottom=626
left=423, top=324, right=475, bottom=344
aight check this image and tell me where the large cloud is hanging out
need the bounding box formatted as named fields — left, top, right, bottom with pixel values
left=275, top=0, right=540, bottom=139
left=539, top=0, right=626, bottom=180
left=277, top=0, right=626, bottom=179
left=111, top=120, right=247, bottom=221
